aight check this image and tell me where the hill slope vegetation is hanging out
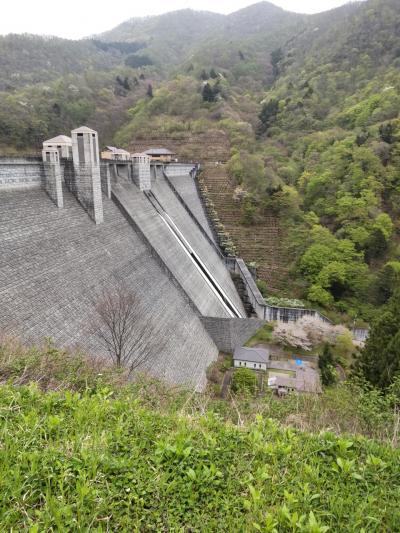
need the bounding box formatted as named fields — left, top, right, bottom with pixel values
left=1, top=0, right=400, bottom=321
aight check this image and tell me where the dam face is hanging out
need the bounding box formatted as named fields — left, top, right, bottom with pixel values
left=0, top=131, right=263, bottom=390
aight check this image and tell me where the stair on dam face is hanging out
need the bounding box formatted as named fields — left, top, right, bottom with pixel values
left=145, top=190, right=243, bottom=319
left=164, top=173, right=216, bottom=243
left=150, top=173, right=245, bottom=314
left=111, top=179, right=246, bottom=319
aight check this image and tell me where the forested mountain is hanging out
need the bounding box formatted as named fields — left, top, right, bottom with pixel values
left=1, top=0, right=400, bottom=322
left=0, top=35, right=128, bottom=90
left=98, top=9, right=225, bottom=65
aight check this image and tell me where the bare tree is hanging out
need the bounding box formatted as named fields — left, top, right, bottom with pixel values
left=90, top=281, right=151, bottom=373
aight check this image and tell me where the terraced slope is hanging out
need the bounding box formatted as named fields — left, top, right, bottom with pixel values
left=200, top=163, right=290, bottom=291
left=128, top=132, right=289, bottom=291
left=128, top=131, right=230, bottom=163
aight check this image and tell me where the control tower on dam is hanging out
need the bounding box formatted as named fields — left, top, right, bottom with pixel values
left=0, top=128, right=263, bottom=391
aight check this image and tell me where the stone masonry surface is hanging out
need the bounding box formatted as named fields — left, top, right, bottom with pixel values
left=0, top=158, right=43, bottom=190
left=166, top=173, right=216, bottom=243
left=0, top=187, right=218, bottom=391
left=112, top=174, right=245, bottom=318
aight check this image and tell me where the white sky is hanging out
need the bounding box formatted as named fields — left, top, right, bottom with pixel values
left=0, top=0, right=359, bottom=40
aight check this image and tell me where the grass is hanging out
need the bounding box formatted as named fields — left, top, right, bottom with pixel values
left=246, top=323, right=274, bottom=346
left=0, top=384, right=400, bottom=531
left=0, top=337, right=399, bottom=530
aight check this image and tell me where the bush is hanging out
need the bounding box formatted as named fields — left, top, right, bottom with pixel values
left=231, top=368, right=257, bottom=394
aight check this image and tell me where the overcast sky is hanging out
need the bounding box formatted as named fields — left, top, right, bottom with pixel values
left=1, top=0, right=358, bottom=40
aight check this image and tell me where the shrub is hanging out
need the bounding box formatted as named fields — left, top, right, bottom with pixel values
left=231, top=368, right=257, bottom=394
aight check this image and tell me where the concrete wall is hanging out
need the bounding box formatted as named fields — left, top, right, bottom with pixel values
left=132, top=157, right=151, bottom=191
left=0, top=187, right=219, bottom=391
left=42, top=149, right=63, bottom=208
left=165, top=172, right=216, bottom=243
left=234, top=360, right=267, bottom=371
left=200, top=317, right=264, bottom=353
left=150, top=173, right=245, bottom=316
left=0, top=157, right=43, bottom=190
left=164, top=164, right=197, bottom=177
left=112, top=180, right=234, bottom=318
left=100, top=163, right=111, bottom=199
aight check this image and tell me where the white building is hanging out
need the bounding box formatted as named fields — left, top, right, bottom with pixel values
left=43, top=135, right=72, bottom=158
left=233, top=347, right=270, bottom=371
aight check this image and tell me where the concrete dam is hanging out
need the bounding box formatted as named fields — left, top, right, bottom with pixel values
left=0, top=127, right=263, bottom=391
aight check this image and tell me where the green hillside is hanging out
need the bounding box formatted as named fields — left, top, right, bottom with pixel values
left=113, top=0, right=400, bottom=322
left=1, top=0, right=400, bottom=320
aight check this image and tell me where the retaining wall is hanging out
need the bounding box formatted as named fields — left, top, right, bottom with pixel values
left=0, top=157, right=43, bottom=190
left=200, top=317, right=264, bottom=353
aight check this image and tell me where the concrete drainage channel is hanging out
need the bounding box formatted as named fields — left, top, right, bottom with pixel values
left=145, top=190, right=244, bottom=319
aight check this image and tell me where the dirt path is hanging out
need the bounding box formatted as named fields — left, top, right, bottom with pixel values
left=221, top=368, right=234, bottom=399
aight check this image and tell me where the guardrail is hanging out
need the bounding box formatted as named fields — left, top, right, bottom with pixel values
left=229, top=258, right=330, bottom=323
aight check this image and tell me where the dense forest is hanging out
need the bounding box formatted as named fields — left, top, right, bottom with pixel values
left=1, top=0, right=400, bottom=327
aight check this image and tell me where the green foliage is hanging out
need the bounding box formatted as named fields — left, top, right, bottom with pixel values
left=124, top=54, right=154, bottom=68
left=240, top=197, right=257, bottom=225
left=246, top=323, right=274, bottom=346
left=319, top=344, right=337, bottom=386
left=264, top=296, right=306, bottom=308
left=258, top=98, right=279, bottom=133
left=231, top=368, right=258, bottom=394
left=0, top=380, right=399, bottom=530
left=256, top=279, right=268, bottom=297
left=271, top=48, right=284, bottom=77
left=354, top=289, right=400, bottom=389
left=146, top=83, right=153, bottom=98
left=227, top=151, right=265, bottom=193
left=202, top=82, right=218, bottom=102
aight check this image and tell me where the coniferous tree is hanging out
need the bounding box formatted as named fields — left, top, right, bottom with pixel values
left=202, top=82, right=215, bottom=102
left=209, top=68, right=218, bottom=79
left=379, top=122, right=396, bottom=144
left=271, top=48, right=284, bottom=77
left=146, top=84, right=153, bottom=98
left=353, top=289, right=400, bottom=389
left=200, top=69, right=208, bottom=80
left=258, top=99, right=279, bottom=134
left=319, top=343, right=337, bottom=386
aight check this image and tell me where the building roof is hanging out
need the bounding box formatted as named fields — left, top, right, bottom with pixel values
left=104, top=146, right=130, bottom=155
left=233, top=346, right=270, bottom=364
left=71, top=126, right=97, bottom=134
left=269, top=375, right=297, bottom=389
left=145, top=148, right=175, bottom=156
left=268, top=367, right=322, bottom=393
left=43, top=135, right=72, bottom=145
